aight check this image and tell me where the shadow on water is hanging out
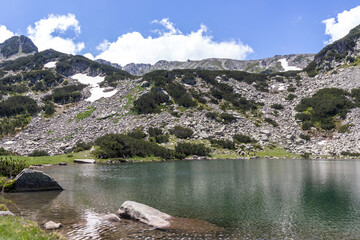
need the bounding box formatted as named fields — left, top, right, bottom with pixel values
left=3, top=159, right=360, bottom=239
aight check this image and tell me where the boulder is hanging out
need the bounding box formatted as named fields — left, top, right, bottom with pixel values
left=0, top=210, right=14, bottom=216
left=12, top=168, right=63, bottom=192
left=182, top=78, right=196, bottom=85
left=103, top=214, right=121, bottom=222
left=44, top=221, right=62, bottom=230
left=74, top=159, right=95, bottom=164
left=116, top=201, right=172, bottom=228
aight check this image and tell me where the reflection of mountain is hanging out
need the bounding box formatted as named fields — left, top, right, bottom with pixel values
left=8, top=161, right=360, bottom=239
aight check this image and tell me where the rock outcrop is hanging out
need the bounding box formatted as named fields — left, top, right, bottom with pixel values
left=12, top=169, right=63, bottom=192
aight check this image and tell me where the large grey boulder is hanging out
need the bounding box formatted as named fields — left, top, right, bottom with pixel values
left=116, top=201, right=172, bottom=229
left=12, top=168, right=63, bottom=192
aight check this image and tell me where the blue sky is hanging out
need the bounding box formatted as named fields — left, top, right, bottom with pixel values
left=0, top=0, right=360, bottom=65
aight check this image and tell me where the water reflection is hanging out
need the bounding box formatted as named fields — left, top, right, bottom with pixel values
left=4, top=159, right=360, bottom=239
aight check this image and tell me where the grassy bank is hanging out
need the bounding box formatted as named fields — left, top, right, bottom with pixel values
left=0, top=216, right=62, bottom=240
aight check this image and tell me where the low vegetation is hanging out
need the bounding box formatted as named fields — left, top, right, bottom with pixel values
left=0, top=157, right=27, bottom=177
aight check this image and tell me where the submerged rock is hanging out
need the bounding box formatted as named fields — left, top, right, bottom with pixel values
left=44, top=221, right=62, bottom=230
left=12, top=168, right=63, bottom=192
left=117, top=201, right=172, bottom=229
left=103, top=214, right=121, bottom=222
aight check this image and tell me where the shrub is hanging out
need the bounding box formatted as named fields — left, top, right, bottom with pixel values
left=233, top=134, right=255, bottom=144
left=155, top=134, right=169, bottom=143
left=127, top=128, right=147, bottom=139
left=170, top=126, right=193, bottom=139
left=0, top=157, right=27, bottom=177
left=270, top=104, right=284, bottom=110
left=286, top=94, right=296, bottom=101
left=0, top=96, right=39, bottom=117
left=95, top=134, right=175, bottom=159
left=205, top=111, right=218, bottom=119
left=219, top=112, right=236, bottom=124
left=210, top=139, right=236, bottom=150
left=338, top=124, right=351, bottom=133
left=299, top=134, right=310, bottom=141
left=43, top=84, right=86, bottom=105
left=341, top=151, right=360, bottom=157
left=287, top=87, right=296, bottom=92
left=301, top=152, right=311, bottom=159
left=264, top=117, right=278, bottom=127
left=133, top=88, right=170, bottom=114
left=43, top=102, right=55, bottom=117
left=0, top=147, right=10, bottom=156
left=28, top=150, right=49, bottom=157
left=175, top=142, right=210, bottom=156
left=295, top=88, right=354, bottom=131
left=74, top=141, right=92, bottom=151
left=148, top=127, right=163, bottom=137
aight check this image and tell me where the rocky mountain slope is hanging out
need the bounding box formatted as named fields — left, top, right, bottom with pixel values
left=0, top=35, right=38, bottom=61
left=0, top=27, right=360, bottom=158
left=97, top=54, right=314, bottom=76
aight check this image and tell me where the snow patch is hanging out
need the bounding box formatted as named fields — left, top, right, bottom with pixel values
left=44, top=61, right=57, bottom=68
left=279, top=59, right=301, bottom=71
left=70, top=73, right=117, bottom=102
left=4, top=141, right=14, bottom=145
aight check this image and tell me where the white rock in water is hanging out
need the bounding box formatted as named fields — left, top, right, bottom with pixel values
left=44, top=221, right=62, bottom=230
left=117, top=201, right=172, bottom=229
left=103, top=214, right=121, bottom=222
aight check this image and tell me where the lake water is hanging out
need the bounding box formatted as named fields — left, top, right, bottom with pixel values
left=5, top=158, right=360, bottom=239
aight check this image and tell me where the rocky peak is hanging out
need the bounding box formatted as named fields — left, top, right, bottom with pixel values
left=0, top=35, right=38, bottom=60
left=305, top=24, right=360, bottom=72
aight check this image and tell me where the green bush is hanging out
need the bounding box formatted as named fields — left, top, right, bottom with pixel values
left=175, top=142, right=210, bottom=156
left=43, top=84, right=86, bottom=105
left=299, top=134, right=310, bottom=141
left=95, top=134, right=175, bottom=159
left=205, top=111, right=218, bottom=119
left=233, top=134, right=255, bottom=143
left=0, top=96, right=39, bottom=117
left=286, top=94, right=296, bottom=101
left=133, top=88, right=170, bottom=114
left=43, top=102, right=55, bottom=117
left=127, top=128, right=147, bottom=139
left=338, top=124, right=351, bottom=133
left=301, top=152, right=311, bottom=159
left=219, top=112, right=236, bottom=124
left=28, top=150, right=49, bottom=157
left=295, top=88, right=354, bottom=130
left=148, top=127, right=163, bottom=137
left=170, top=126, right=193, bottom=139
left=264, top=117, right=278, bottom=127
left=270, top=104, right=284, bottom=110
left=155, top=134, right=169, bottom=143
left=0, top=157, right=27, bottom=177
left=210, top=139, right=236, bottom=150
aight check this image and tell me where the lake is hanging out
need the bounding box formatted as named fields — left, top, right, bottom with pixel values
left=5, top=158, right=360, bottom=239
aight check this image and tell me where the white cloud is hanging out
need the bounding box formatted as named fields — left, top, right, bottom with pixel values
left=0, top=25, right=14, bottom=43
left=27, top=13, right=84, bottom=54
left=95, top=18, right=253, bottom=66
left=323, top=5, right=360, bottom=44
left=83, top=53, right=95, bottom=60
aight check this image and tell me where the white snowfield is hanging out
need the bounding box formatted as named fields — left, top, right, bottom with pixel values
left=279, top=59, right=302, bottom=71
left=44, top=61, right=57, bottom=68
left=70, top=73, right=118, bottom=102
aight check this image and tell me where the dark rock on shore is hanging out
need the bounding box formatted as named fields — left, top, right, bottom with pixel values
left=12, top=168, right=63, bottom=192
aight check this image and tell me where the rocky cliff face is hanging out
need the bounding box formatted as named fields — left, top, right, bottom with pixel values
left=97, top=54, right=315, bottom=76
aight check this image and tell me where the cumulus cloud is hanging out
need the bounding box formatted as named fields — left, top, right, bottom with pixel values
left=323, top=5, right=360, bottom=44
left=83, top=53, right=95, bottom=60
left=27, top=13, right=85, bottom=54
left=95, top=18, right=253, bottom=66
left=0, top=25, right=14, bottom=43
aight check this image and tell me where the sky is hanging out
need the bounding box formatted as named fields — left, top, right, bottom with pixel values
left=0, top=0, right=360, bottom=65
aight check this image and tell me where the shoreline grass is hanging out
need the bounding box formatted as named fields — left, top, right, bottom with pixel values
left=0, top=216, right=63, bottom=240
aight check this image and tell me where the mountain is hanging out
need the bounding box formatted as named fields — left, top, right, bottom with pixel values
left=97, top=54, right=315, bottom=76
left=0, top=35, right=38, bottom=61
left=0, top=26, right=360, bottom=159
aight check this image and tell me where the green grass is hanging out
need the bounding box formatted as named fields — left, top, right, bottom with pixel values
left=1, top=151, right=93, bottom=166
left=76, top=106, right=96, bottom=121
left=0, top=216, right=63, bottom=240
left=256, top=147, right=299, bottom=158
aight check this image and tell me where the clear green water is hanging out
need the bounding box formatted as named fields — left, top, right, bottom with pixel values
left=5, top=159, right=360, bottom=239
